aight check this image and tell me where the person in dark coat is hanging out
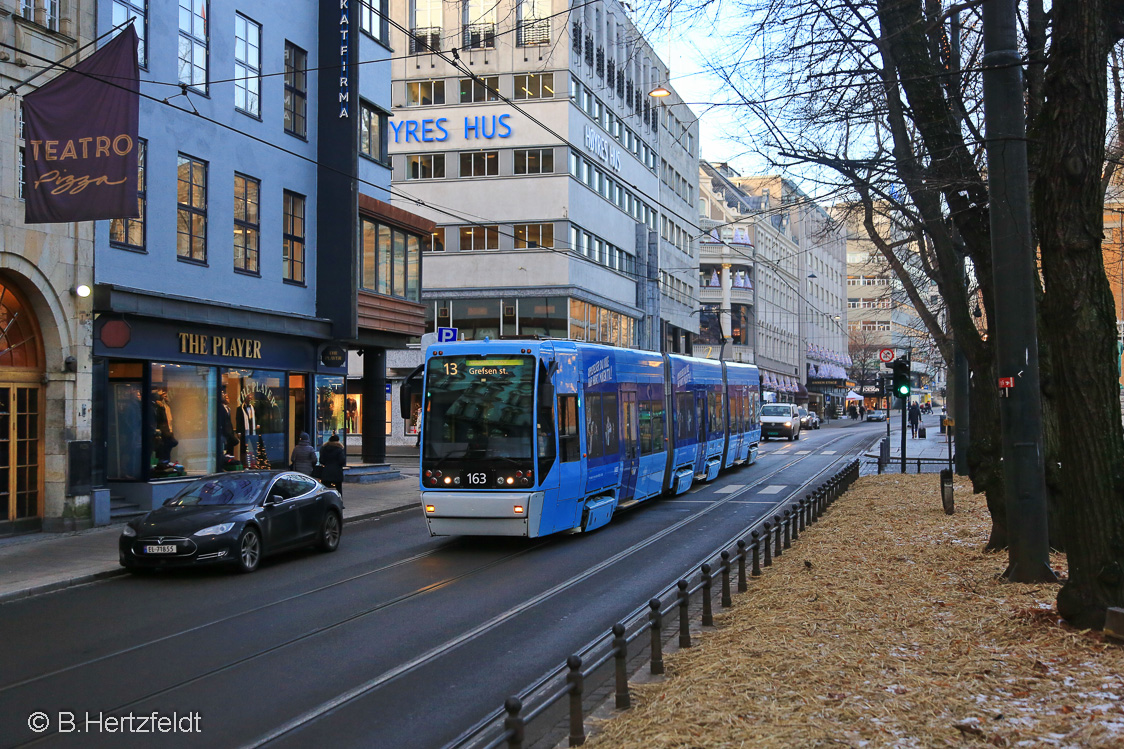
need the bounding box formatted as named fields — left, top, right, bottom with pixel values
left=318, top=433, right=347, bottom=495
left=908, top=401, right=922, bottom=438
left=290, top=432, right=317, bottom=475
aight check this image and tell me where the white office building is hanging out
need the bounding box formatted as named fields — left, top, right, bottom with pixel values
left=387, top=0, right=700, bottom=353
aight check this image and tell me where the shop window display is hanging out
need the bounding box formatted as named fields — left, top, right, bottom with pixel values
left=222, top=369, right=287, bottom=469
left=316, top=375, right=346, bottom=446
left=150, top=363, right=217, bottom=478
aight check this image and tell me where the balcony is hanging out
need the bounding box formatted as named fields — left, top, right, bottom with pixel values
left=463, top=23, right=495, bottom=50
left=517, top=19, right=550, bottom=46
left=410, top=27, right=441, bottom=54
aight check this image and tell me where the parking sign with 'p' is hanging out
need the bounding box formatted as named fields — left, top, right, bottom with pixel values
left=437, top=327, right=458, bottom=343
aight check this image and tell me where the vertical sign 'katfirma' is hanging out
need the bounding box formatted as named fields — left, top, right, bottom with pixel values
left=339, top=0, right=350, bottom=118
left=22, top=27, right=140, bottom=224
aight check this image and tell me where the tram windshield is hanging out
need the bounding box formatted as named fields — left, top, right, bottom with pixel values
left=423, top=355, right=535, bottom=467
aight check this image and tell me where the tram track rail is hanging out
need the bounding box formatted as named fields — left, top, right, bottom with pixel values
left=242, top=430, right=865, bottom=748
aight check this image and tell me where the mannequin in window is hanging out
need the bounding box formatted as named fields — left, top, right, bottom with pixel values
left=239, top=392, right=257, bottom=467
left=219, top=388, right=239, bottom=455
left=152, top=388, right=177, bottom=461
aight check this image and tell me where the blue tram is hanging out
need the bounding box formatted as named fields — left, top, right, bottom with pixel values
left=416, top=339, right=761, bottom=537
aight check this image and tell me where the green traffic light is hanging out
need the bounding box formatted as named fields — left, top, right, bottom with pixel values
left=897, top=384, right=910, bottom=396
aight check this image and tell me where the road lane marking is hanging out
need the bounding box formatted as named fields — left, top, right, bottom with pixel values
left=716, top=485, right=745, bottom=494
left=795, top=450, right=811, bottom=455
left=758, top=485, right=785, bottom=494
left=822, top=450, right=837, bottom=455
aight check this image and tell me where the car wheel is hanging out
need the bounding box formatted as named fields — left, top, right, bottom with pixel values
left=317, top=510, right=342, bottom=552
left=236, top=527, right=262, bottom=573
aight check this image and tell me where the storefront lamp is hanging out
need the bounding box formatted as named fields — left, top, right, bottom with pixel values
left=72, top=284, right=92, bottom=298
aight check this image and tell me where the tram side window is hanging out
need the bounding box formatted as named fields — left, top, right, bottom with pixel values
left=648, top=398, right=666, bottom=453
left=585, top=393, right=604, bottom=459
left=638, top=399, right=652, bottom=455
left=676, top=392, right=693, bottom=441
left=559, top=394, right=581, bottom=462
left=713, top=388, right=725, bottom=434
left=602, top=393, right=619, bottom=456
left=622, top=394, right=637, bottom=458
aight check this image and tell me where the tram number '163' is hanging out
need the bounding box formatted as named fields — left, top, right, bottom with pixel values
left=469, top=473, right=488, bottom=485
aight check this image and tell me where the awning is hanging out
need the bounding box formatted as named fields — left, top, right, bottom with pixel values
left=845, top=390, right=864, bottom=401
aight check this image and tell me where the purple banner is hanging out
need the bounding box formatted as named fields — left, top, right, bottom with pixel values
left=22, top=27, right=140, bottom=224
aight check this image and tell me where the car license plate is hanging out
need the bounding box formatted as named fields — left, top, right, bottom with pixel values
left=144, top=545, right=176, bottom=554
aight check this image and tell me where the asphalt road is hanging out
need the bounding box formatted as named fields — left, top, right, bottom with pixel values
left=0, top=422, right=884, bottom=749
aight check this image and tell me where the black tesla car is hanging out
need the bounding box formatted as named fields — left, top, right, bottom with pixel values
left=119, top=471, right=344, bottom=574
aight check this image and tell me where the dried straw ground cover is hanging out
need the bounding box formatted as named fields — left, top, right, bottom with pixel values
left=586, top=474, right=1124, bottom=748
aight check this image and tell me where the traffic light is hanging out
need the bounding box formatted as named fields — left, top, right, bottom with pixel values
left=891, top=358, right=912, bottom=398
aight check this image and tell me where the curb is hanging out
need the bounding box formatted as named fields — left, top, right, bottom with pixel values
left=0, top=501, right=420, bottom=605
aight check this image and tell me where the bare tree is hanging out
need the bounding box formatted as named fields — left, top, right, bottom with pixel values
left=668, top=0, right=1124, bottom=626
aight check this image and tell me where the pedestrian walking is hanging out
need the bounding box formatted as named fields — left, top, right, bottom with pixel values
left=289, top=432, right=317, bottom=475
left=908, top=401, right=921, bottom=438
left=318, top=433, right=347, bottom=496
left=859, top=405, right=866, bottom=420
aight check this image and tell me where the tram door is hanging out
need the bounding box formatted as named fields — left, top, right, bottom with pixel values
left=620, top=389, right=639, bottom=502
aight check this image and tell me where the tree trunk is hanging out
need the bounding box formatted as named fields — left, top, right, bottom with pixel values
left=966, top=353, right=1007, bottom=551
left=1034, top=0, right=1124, bottom=629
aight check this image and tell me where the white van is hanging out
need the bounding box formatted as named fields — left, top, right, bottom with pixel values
left=760, top=403, right=801, bottom=441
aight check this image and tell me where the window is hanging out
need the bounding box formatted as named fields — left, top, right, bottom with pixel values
left=177, top=0, right=208, bottom=92
left=360, top=218, right=422, bottom=301
left=459, top=77, right=499, bottom=103
left=514, top=73, right=554, bottom=99
left=462, top=0, right=496, bottom=48
left=43, top=0, right=58, bottom=30
left=234, top=14, right=261, bottom=116
left=406, top=154, right=445, bottom=179
left=514, top=148, right=553, bottom=175
left=19, top=0, right=32, bottom=20
left=460, top=226, right=499, bottom=251
left=407, top=80, right=445, bottom=106
left=111, top=139, right=146, bottom=250
left=410, top=0, right=442, bottom=52
left=460, top=151, right=498, bottom=177
left=283, top=191, right=306, bottom=283
left=516, top=0, right=550, bottom=45
left=585, top=393, right=604, bottom=459
left=233, top=174, right=260, bottom=274
left=359, top=101, right=388, bottom=162
left=112, top=1, right=147, bottom=67
left=176, top=154, right=207, bottom=263
left=359, top=0, right=388, bottom=45
left=429, top=227, right=446, bottom=252
left=284, top=42, right=307, bottom=138
left=515, top=223, right=553, bottom=249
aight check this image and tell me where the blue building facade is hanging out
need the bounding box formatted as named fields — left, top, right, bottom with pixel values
left=92, top=0, right=430, bottom=510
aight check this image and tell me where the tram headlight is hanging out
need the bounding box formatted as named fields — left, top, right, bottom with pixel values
left=514, top=505, right=524, bottom=514
left=444, top=477, right=452, bottom=485
left=506, top=477, right=514, bottom=485
left=425, top=505, right=436, bottom=513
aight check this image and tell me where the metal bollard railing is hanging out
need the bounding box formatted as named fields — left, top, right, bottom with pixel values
left=773, top=514, right=783, bottom=557
left=750, top=531, right=762, bottom=576
left=504, top=697, right=525, bottom=749
left=720, top=551, right=732, bottom=608
left=612, top=622, right=630, bottom=709
left=701, top=563, right=714, bottom=626
left=677, top=579, right=691, bottom=648
left=567, top=655, right=585, bottom=746
left=761, top=522, right=772, bottom=567
left=801, top=496, right=810, bottom=531
left=648, top=599, right=664, bottom=676
left=789, top=506, right=799, bottom=543
left=736, top=539, right=748, bottom=592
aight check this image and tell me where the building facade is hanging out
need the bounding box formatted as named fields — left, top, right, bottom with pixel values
left=1, top=0, right=96, bottom=533
left=87, top=0, right=429, bottom=515
left=698, top=167, right=848, bottom=417
left=387, top=0, right=699, bottom=355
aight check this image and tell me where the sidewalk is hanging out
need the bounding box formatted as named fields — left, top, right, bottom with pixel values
left=0, top=471, right=424, bottom=604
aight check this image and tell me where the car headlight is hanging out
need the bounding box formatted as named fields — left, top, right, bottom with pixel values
left=122, top=525, right=136, bottom=538
left=194, top=523, right=236, bottom=537
left=784, top=421, right=791, bottom=427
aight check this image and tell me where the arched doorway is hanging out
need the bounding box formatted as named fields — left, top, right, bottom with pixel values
left=0, top=278, right=44, bottom=529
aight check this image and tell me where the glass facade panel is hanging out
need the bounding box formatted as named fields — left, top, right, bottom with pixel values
left=452, top=299, right=500, bottom=340
left=315, top=376, right=346, bottom=447
left=221, top=368, right=287, bottom=469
